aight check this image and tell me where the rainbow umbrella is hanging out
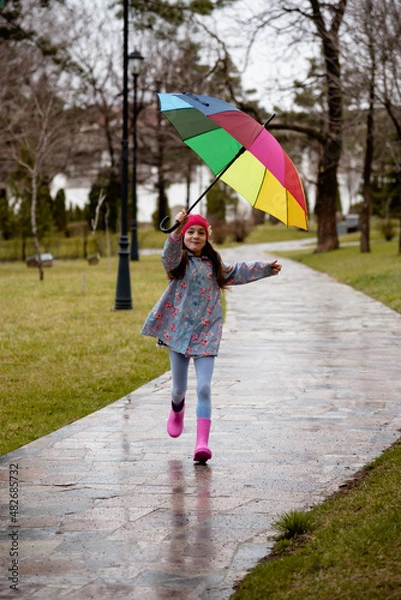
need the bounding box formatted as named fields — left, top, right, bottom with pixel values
left=158, top=92, right=308, bottom=232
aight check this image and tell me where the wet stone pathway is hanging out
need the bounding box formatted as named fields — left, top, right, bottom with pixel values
left=1, top=243, right=401, bottom=599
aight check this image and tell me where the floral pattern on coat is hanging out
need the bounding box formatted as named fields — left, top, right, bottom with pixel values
left=141, top=233, right=275, bottom=357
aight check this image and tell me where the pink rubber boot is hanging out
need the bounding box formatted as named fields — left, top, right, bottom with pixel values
left=167, top=400, right=185, bottom=438
left=193, top=418, right=212, bottom=463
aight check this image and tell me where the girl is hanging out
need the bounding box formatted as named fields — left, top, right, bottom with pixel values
left=141, top=210, right=281, bottom=463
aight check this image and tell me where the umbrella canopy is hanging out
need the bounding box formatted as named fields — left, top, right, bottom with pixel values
left=159, top=92, right=308, bottom=230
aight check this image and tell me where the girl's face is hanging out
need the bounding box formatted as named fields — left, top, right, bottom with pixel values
left=184, top=225, right=207, bottom=256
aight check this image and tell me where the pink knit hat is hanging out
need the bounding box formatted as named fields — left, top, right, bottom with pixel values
left=182, top=214, right=210, bottom=238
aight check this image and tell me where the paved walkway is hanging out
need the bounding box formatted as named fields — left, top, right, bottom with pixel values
left=1, top=242, right=401, bottom=599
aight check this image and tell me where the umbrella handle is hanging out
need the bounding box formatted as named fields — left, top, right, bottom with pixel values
left=159, top=216, right=181, bottom=233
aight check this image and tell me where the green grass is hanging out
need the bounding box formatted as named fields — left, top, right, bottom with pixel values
left=0, top=255, right=170, bottom=455
left=0, top=227, right=167, bottom=261
left=272, top=509, right=315, bottom=541
left=244, top=221, right=317, bottom=244
left=232, top=440, right=401, bottom=599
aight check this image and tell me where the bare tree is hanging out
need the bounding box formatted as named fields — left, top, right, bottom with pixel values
left=295, top=1, right=347, bottom=252
left=375, top=0, right=401, bottom=137
left=344, top=0, right=401, bottom=253
left=375, top=0, right=401, bottom=253
left=226, top=1, right=347, bottom=251
left=344, top=0, right=383, bottom=253
left=6, top=68, right=76, bottom=279
left=0, top=0, right=86, bottom=268
left=63, top=0, right=124, bottom=171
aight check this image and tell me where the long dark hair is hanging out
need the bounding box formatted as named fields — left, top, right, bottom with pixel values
left=167, top=240, right=230, bottom=289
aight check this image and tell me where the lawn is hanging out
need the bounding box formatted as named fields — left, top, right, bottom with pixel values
left=0, top=254, right=170, bottom=455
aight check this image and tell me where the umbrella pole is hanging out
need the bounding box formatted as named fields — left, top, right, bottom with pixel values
left=159, top=146, right=246, bottom=233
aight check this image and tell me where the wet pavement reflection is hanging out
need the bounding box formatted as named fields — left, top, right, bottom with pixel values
left=148, top=461, right=214, bottom=597
left=167, top=461, right=213, bottom=571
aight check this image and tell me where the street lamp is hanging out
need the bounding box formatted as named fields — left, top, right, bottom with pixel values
left=129, top=49, right=144, bottom=261
left=114, top=0, right=132, bottom=309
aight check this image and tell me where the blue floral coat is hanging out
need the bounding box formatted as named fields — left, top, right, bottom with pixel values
left=141, top=233, right=275, bottom=357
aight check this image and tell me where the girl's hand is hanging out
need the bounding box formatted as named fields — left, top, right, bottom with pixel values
left=175, top=210, right=188, bottom=234
left=270, top=260, right=282, bottom=275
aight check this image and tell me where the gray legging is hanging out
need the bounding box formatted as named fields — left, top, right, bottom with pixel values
left=169, top=350, right=215, bottom=419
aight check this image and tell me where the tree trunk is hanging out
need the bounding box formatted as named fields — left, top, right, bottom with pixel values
left=314, top=37, right=343, bottom=253
left=156, top=103, right=169, bottom=225
left=315, top=153, right=340, bottom=252
left=104, top=107, right=116, bottom=169
left=157, top=173, right=168, bottom=222
left=185, top=162, right=192, bottom=211
left=31, top=171, right=44, bottom=281
left=360, top=83, right=374, bottom=253
left=310, top=0, right=346, bottom=253
left=360, top=1, right=376, bottom=254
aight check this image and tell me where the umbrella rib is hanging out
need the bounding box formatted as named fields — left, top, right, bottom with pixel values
left=182, top=92, right=210, bottom=107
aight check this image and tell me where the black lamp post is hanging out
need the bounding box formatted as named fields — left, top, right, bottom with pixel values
left=129, top=49, right=144, bottom=261
left=114, top=0, right=132, bottom=309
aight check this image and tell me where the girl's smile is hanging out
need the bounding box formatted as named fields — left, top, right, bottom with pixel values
left=184, top=225, right=207, bottom=256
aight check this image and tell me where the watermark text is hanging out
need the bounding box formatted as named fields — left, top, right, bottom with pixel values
left=8, top=463, right=19, bottom=590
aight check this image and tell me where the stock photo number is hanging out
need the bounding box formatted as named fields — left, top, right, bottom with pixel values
left=8, top=463, right=19, bottom=590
